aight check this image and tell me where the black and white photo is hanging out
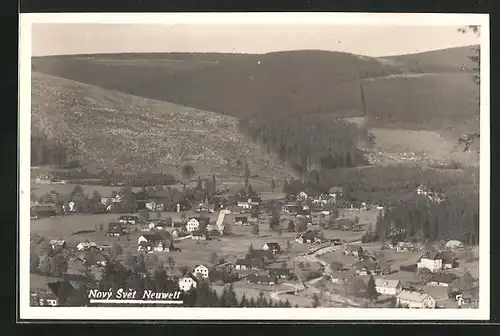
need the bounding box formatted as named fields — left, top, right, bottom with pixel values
left=18, top=13, right=490, bottom=321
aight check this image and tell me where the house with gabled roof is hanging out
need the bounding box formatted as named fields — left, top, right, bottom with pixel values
left=46, top=280, right=76, bottom=306
left=396, top=290, right=436, bottom=309
left=354, top=258, right=379, bottom=276
left=246, top=271, right=278, bottom=285
left=262, top=242, right=281, bottom=254
left=178, top=273, right=199, bottom=292
left=427, top=273, right=457, bottom=287
left=417, top=251, right=456, bottom=272
left=235, top=257, right=264, bottom=271
left=186, top=217, right=210, bottom=232
left=247, top=249, right=274, bottom=262
left=137, top=233, right=172, bottom=252
left=235, top=216, right=249, bottom=225
left=375, top=278, right=402, bottom=296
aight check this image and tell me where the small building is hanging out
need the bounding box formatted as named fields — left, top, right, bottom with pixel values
left=295, top=230, right=320, bottom=244
left=235, top=258, right=264, bottom=271
left=330, top=270, right=352, bottom=284
left=262, top=242, right=282, bottom=254
left=396, top=290, right=436, bottom=309
left=417, top=251, right=455, bottom=272
left=344, top=245, right=362, bottom=257
left=186, top=217, right=210, bottom=232
left=328, top=186, right=343, bottom=198
left=49, top=240, right=67, bottom=251
left=193, top=264, right=210, bottom=279
left=246, top=272, right=278, bottom=285
left=77, top=241, right=98, bottom=251
left=297, top=191, right=309, bottom=200
left=118, top=215, right=140, bottom=225
left=137, top=234, right=169, bottom=252
left=145, top=200, right=164, bottom=212
left=375, top=279, right=402, bottom=296
left=235, top=216, right=249, bottom=225
left=268, top=268, right=293, bottom=280
left=247, top=249, right=274, bottom=262
left=427, top=273, right=457, bottom=287
left=178, top=273, right=199, bottom=292
left=46, top=280, right=76, bottom=306
left=186, top=217, right=200, bottom=232
left=444, top=240, right=465, bottom=251
left=192, top=231, right=209, bottom=241
left=37, top=292, right=59, bottom=307
left=214, top=262, right=237, bottom=277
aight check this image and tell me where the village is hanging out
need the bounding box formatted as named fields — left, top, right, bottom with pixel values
left=29, top=171, right=479, bottom=309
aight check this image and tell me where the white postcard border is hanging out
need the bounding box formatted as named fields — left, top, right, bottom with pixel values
left=19, top=12, right=490, bottom=321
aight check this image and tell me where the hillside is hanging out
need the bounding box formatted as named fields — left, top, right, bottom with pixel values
left=30, top=71, right=293, bottom=179
left=32, top=48, right=479, bottom=132
left=380, top=45, right=479, bottom=72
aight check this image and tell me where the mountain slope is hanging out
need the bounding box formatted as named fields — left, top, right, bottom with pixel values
left=32, top=48, right=479, bottom=128
left=31, top=71, right=292, bottom=178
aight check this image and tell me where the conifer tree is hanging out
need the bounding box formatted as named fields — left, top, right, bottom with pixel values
left=365, top=275, right=379, bottom=302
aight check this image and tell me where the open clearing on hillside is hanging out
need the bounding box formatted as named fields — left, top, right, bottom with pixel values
left=31, top=71, right=292, bottom=180
left=369, top=128, right=479, bottom=166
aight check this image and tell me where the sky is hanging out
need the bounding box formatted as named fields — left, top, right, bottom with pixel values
left=31, top=24, right=480, bottom=58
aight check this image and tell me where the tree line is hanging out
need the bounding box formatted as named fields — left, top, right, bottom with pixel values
left=375, top=190, right=479, bottom=245
left=31, top=134, right=80, bottom=168
left=238, top=115, right=372, bottom=175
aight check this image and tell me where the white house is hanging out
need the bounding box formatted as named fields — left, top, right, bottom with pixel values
left=137, top=234, right=166, bottom=252
left=77, top=241, right=97, bottom=251
left=396, top=290, right=436, bottom=309
left=193, top=265, right=210, bottom=279
left=297, top=191, right=308, bottom=200
left=49, top=240, right=66, bottom=251
left=186, top=218, right=201, bottom=232
left=146, top=201, right=164, bottom=212
left=417, top=251, right=444, bottom=272
left=262, top=242, right=282, bottom=254
left=178, top=274, right=198, bottom=292
left=375, top=279, right=402, bottom=296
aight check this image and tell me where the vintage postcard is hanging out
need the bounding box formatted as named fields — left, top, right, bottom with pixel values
left=18, top=13, right=490, bottom=321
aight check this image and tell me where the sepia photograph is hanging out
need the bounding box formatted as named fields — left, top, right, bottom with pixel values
left=18, top=13, right=490, bottom=321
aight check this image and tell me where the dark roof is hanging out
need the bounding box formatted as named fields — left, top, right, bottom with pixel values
left=264, top=242, right=281, bottom=250
left=235, top=216, right=248, bottom=222
left=421, top=251, right=442, bottom=260
left=139, top=233, right=164, bottom=242
left=247, top=273, right=277, bottom=282
left=189, top=217, right=210, bottom=224
left=429, top=273, right=457, bottom=284
left=329, top=186, right=343, bottom=193
left=181, top=272, right=200, bottom=283
left=248, top=249, right=273, bottom=259
left=424, top=285, right=450, bottom=301
left=268, top=268, right=292, bottom=276
left=355, top=259, right=377, bottom=271
left=47, top=281, right=76, bottom=302
left=236, top=258, right=264, bottom=268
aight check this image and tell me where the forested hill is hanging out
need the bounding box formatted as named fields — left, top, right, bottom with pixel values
left=31, top=46, right=479, bottom=172
left=380, top=45, right=479, bottom=73
left=32, top=46, right=478, bottom=120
